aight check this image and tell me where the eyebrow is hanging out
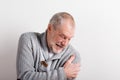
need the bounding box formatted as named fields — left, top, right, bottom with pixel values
left=60, top=33, right=73, bottom=40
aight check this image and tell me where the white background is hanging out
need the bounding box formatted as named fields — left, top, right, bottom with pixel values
left=0, top=0, right=120, bottom=80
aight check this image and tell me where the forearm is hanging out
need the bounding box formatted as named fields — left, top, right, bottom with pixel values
left=17, top=67, right=66, bottom=80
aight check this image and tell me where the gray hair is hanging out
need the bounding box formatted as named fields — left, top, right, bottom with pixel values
left=49, top=12, right=75, bottom=29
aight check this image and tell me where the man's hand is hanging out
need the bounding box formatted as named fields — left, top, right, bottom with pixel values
left=64, top=55, right=80, bottom=79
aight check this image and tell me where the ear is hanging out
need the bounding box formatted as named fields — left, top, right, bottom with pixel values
left=47, top=24, right=52, bottom=31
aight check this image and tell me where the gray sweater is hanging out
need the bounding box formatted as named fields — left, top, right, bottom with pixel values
left=16, top=32, right=80, bottom=80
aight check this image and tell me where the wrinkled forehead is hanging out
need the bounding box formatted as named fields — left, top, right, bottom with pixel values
left=56, top=20, right=75, bottom=38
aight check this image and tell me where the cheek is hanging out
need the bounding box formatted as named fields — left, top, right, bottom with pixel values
left=50, top=36, right=58, bottom=43
left=50, top=34, right=56, bottom=42
left=54, top=36, right=62, bottom=43
left=52, top=34, right=62, bottom=43
left=52, top=36, right=59, bottom=43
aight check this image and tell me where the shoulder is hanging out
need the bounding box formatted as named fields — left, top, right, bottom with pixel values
left=20, top=32, right=40, bottom=38
left=19, top=32, right=41, bottom=40
left=18, top=32, right=42, bottom=45
left=68, top=44, right=80, bottom=55
left=68, top=44, right=81, bottom=63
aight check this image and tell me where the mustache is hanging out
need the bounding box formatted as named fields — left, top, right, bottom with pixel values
left=56, top=43, right=65, bottom=48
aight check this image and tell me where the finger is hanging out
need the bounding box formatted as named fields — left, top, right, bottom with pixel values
left=64, top=55, right=75, bottom=67
left=74, top=67, right=80, bottom=72
left=74, top=63, right=80, bottom=67
left=71, top=73, right=78, bottom=78
left=72, top=65, right=80, bottom=71
left=67, top=55, right=75, bottom=63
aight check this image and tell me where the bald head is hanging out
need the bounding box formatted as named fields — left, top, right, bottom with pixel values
left=49, top=12, right=75, bottom=30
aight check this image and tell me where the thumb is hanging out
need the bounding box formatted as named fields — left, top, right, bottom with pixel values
left=67, top=55, right=75, bottom=63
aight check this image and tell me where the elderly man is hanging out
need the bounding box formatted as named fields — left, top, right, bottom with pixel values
left=16, top=12, right=80, bottom=80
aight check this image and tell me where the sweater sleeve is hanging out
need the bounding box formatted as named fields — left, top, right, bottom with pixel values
left=16, top=33, right=67, bottom=80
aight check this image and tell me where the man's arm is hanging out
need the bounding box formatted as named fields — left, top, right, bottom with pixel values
left=64, top=55, right=80, bottom=80
left=16, top=33, right=66, bottom=80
